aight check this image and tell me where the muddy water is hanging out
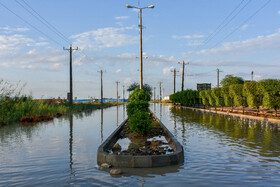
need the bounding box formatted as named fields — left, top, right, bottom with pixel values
left=0, top=104, right=280, bottom=186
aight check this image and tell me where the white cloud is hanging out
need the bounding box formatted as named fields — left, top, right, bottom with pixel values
left=172, top=34, right=204, bottom=40
left=114, top=16, right=129, bottom=20
left=0, top=26, right=29, bottom=33
left=197, top=29, right=280, bottom=55
left=0, top=34, right=33, bottom=53
left=71, top=26, right=137, bottom=50
left=241, top=24, right=248, bottom=30
left=187, top=40, right=203, bottom=46
left=162, top=66, right=175, bottom=76
left=116, top=69, right=122, bottom=73
left=278, top=10, right=280, bottom=15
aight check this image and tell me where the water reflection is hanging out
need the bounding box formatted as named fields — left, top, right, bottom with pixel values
left=101, top=108, right=103, bottom=143
left=170, top=106, right=280, bottom=158
left=116, top=105, right=119, bottom=126
left=69, top=115, right=74, bottom=175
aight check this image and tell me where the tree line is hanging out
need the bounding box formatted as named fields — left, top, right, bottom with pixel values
left=170, top=75, right=280, bottom=117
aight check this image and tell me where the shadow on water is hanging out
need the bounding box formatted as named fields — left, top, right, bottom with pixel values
left=170, top=106, right=280, bottom=158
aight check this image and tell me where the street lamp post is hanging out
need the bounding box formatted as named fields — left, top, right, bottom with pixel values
left=126, top=4, right=154, bottom=89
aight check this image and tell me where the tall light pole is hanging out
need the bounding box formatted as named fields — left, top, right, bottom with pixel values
left=126, top=4, right=154, bottom=89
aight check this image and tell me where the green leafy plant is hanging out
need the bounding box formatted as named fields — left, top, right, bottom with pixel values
left=128, top=110, right=151, bottom=134
left=221, top=86, right=234, bottom=111
left=229, top=84, right=247, bottom=114
left=128, top=88, right=151, bottom=101
left=212, top=87, right=225, bottom=111
left=126, top=88, right=151, bottom=134
left=243, top=81, right=263, bottom=116
left=258, top=79, right=280, bottom=116
left=221, top=74, right=244, bottom=87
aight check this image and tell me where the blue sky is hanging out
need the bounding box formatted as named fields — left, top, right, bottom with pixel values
left=1, top=0, right=280, bottom=99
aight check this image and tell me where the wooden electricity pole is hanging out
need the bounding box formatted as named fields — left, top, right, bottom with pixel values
left=251, top=71, right=254, bottom=81
left=64, top=44, right=78, bottom=104
left=154, top=87, right=156, bottom=101
left=171, top=68, right=179, bottom=94
left=123, top=85, right=125, bottom=101
left=98, top=69, right=104, bottom=104
left=159, top=81, right=162, bottom=100
left=178, top=61, right=189, bottom=91
left=116, top=81, right=120, bottom=105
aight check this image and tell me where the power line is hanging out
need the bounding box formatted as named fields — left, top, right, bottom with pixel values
left=212, top=0, right=271, bottom=48
left=202, top=0, right=251, bottom=46
left=16, top=0, right=72, bottom=45
left=189, top=0, right=251, bottom=59
left=0, top=1, right=64, bottom=47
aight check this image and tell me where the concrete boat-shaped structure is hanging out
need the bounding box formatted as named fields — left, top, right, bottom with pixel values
left=97, top=112, right=184, bottom=168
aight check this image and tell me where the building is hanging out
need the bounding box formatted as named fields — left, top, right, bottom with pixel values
left=197, top=83, right=211, bottom=91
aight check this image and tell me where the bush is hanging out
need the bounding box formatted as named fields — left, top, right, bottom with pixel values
left=126, top=88, right=151, bottom=134
left=128, top=111, right=151, bottom=134
left=128, top=88, right=150, bottom=101
left=170, top=89, right=200, bottom=106
left=126, top=100, right=149, bottom=117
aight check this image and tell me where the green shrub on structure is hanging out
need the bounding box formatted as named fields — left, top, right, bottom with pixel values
left=127, top=88, right=151, bottom=134
left=128, top=88, right=150, bottom=101
left=243, top=81, right=263, bottom=115
left=229, top=84, right=247, bottom=114
left=258, top=79, right=280, bottom=116
left=126, top=100, right=149, bottom=117
left=212, top=87, right=225, bottom=111
left=221, top=86, right=234, bottom=111
left=128, top=110, right=151, bottom=134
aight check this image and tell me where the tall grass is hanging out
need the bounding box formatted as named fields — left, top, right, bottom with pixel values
left=0, top=79, right=113, bottom=125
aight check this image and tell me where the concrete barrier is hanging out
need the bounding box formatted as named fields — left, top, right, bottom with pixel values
left=97, top=113, right=184, bottom=168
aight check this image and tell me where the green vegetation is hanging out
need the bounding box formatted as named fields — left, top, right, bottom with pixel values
left=127, top=88, right=151, bottom=134
left=258, top=79, right=280, bottom=116
left=170, top=75, right=280, bottom=117
left=127, top=82, right=153, bottom=96
left=220, top=75, right=244, bottom=87
left=229, top=84, right=247, bottom=114
left=169, top=90, right=200, bottom=106
left=243, top=81, right=263, bottom=115
left=0, top=79, right=114, bottom=125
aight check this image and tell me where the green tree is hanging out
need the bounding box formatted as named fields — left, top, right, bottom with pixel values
left=221, top=75, right=244, bottom=87
left=205, top=90, right=216, bottom=110
left=258, top=79, right=280, bottom=116
left=199, top=90, right=209, bottom=108
left=127, top=82, right=152, bottom=96
left=212, top=87, right=225, bottom=111
left=229, top=84, right=247, bottom=114
left=128, top=88, right=150, bottom=101
left=243, top=81, right=263, bottom=116
left=221, top=86, right=234, bottom=111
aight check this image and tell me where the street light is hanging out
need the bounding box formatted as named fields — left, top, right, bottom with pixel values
left=126, top=4, right=154, bottom=89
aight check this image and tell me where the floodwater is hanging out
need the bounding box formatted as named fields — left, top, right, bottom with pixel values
left=1, top=104, right=280, bottom=186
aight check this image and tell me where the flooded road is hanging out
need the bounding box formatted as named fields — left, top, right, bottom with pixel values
left=0, top=104, right=280, bottom=186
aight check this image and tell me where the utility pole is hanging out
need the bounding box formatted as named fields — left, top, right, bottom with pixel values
left=98, top=69, right=104, bottom=104
left=159, top=81, right=162, bottom=100
left=63, top=44, right=78, bottom=104
left=178, top=61, right=189, bottom=91
left=116, top=81, right=120, bottom=105
left=217, top=68, right=222, bottom=88
left=171, top=68, right=179, bottom=94
left=251, top=71, right=254, bottom=81
left=154, top=87, right=156, bottom=101
left=123, top=85, right=125, bottom=102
